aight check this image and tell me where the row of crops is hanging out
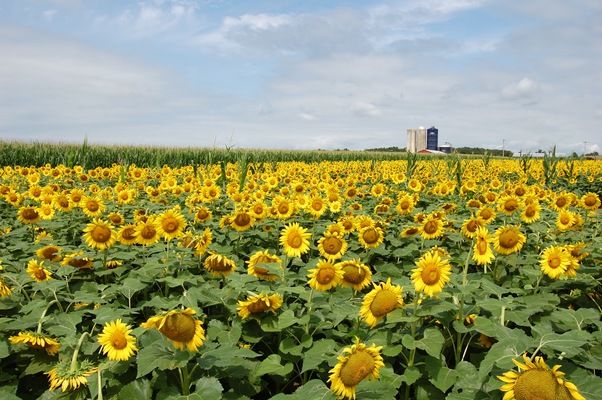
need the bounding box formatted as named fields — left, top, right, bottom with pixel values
left=0, top=154, right=600, bottom=399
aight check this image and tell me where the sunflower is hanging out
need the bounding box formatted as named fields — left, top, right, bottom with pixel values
left=9, top=331, right=61, bottom=355
left=204, top=253, right=237, bottom=277
left=521, top=201, right=541, bottom=224
left=141, top=308, right=205, bottom=352
left=61, top=252, right=93, bottom=269
left=157, top=207, right=187, bottom=239
left=551, top=193, right=571, bottom=211
left=280, top=223, right=311, bottom=258
left=81, top=196, right=105, bottom=218
left=328, top=338, right=384, bottom=400
left=318, top=232, right=348, bottom=260
left=401, top=226, right=420, bottom=238
left=395, top=193, right=415, bottom=215
left=556, top=210, right=576, bottom=231
left=117, top=224, right=138, bottom=245
left=477, top=206, right=496, bottom=224
left=472, top=227, right=495, bottom=266
left=307, top=260, right=344, bottom=291
left=36, top=245, right=62, bottom=262
left=494, top=225, right=526, bottom=255
left=194, top=228, right=213, bottom=256
left=497, top=354, right=585, bottom=400
left=358, top=226, right=384, bottom=249
left=27, top=259, right=52, bottom=282
left=38, top=204, right=55, bottom=220
left=359, top=278, right=403, bottom=327
left=540, top=246, right=571, bottom=279
left=98, top=319, right=138, bottom=361
left=580, top=192, right=600, bottom=211
left=498, top=195, right=521, bottom=215
left=247, top=250, right=282, bottom=281
left=194, top=206, right=212, bottom=223
left=17, top=206, right=41, bottom=225
left=420, top=216, right=444, bottom=240
left=461, top=216, right=482, bottom=239
left=411, top=250, right=452, bottom=297
left=307, top=196, right=327, bottom=218
left=237, top=293, right=283, bottom=320
left=47, top=359, right=97, bottom=392
left=230, top=210, right=254, bottom=232
left=0, top=277, right=11, bottom=297
left=135, top=217, right=161, bottom=246
left=83, top=219, right=116, bottom=250
left=337, top=259, right=372, bottom=291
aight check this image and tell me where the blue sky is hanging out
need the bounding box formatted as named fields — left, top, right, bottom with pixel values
left=0, top=0, right=600, bottom=154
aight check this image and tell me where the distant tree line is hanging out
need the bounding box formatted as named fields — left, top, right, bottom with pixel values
left=454, top=147, right=513, bottom=157
left=364, top=146, right=407, bottom=152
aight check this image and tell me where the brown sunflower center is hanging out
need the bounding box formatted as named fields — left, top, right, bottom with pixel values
left=480, top=209, right=492, bottom=219
left=525, top=207, right=536, bottom=218
left=162, top=217, right=179, bottom=233
left=362, top=228, right=379, bottom=244
left=69, top=258, right=89, bottom=268
left=405, top=227, right=419, bottom=235
left=140, top=224, right=157, bottom=239
left=34, top=268, right=47, bottom=280
left=22, top=208, right=39, bottom=220
left=342, top=265, right=366, bottom=284
left=477, top=239, right=488, bottom=255
left=41, top=247, right=59, bottom=259
left=556, top=197, right=567, bottom=208
left=287, top=233, right=303, bottom=248
left=549, top=256, right=561, bottom=269
left=399, top=200, right=410, bottom=210
left=499, top=230, right=518, bottom=249
left=122, top=227, right=136, bottom=240
left=87, top=201, right=99, bottom=212
left=339, top=350, right=376, bottom=387
left=421, top=264, right=441, bottom=285
left=111, top=331, right=128, bottom=350
left=59, top=199, right=70, bottom=208
left=109, top=215, right=122, bottom=224
left=91, top=225, right=111, bottom=243
left=560, top=216, right=571, bottom=225
left=423, top=221, right=438, bottom=235
left=247, top=299, right=269, bottom=314
left=278, top=203, right=290, bottom=214
left=467, top=220, right=478, bottom=232
left=584, top=195, right=596, bottom=206
left=316, top=267, right=336, bottom=284
left=160, top=313, right=196, bottom=343
left=197, top=209, right=209, bottom=220
left=370, top=289, right=399, bottom=317
left=504, top=199, right=519, bottom=212
left=312, top=200, right=323, bottom=211
left=234, top=213, right=251, bottom=227
left=206, top=257, right=232, bottom=272
left=513, top=369, right=572, bottom=400
left=323, top=237, right=343, bottom=254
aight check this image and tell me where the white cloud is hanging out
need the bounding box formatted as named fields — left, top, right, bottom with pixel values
left=42, top=9, right=58, bottom=21
left=299, top=112, right=317, bottom=121
left=500, top=78, right=539, bottom=101
left=351, top=102, right=382, bottom=117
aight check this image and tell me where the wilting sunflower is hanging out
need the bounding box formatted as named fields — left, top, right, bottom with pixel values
left=9, top=331, right=61, bottom=355
left=247, top=250, right=282, bottom=281
left=61, top=251, right=93, bottom=269
left=237, top=293, right=283, bottom=319
left=580, top=192, right=600, bottom=211
left=141, top=308, right=205, bottom=352
left=337, top=259, right=372, bottom=291
left=156, top=207, right=187, bottom=240
left=328, top=338, right=385, bottom=400
left=0, top=277, right=11, bottom=297
left=98, top=319, right=138, bottom=361
left=358, top=226, right=384, bottom=249
left=47, top=359, right=97, bottom=392
left=17, top=206, right=41, bottom=225
left=497, top=354, right=585, bottom=400
left=307, top=260, right=344, bottom=291
left=472, top=227, right=495, bottom=266
left=135, top=217, right=161, bottom=246
left=359, top=278, right=403, bottom=327
left=318, top=232, right=348, bottom=260
left=401, top=226, right=420, bottom=238
left=193, top=228, right=213, bottom=256
left=36, top=245, right=62, bottom=262
left=540, top=246, right=571, bottom=279
left=117, top=224, right=138, bottom=245
left=411, top=250, right=452, bottom=297
left=27, top=259, right=52, bottom=282
left=494, top=225, right=526, bottom=255
left=280, top=223, right=311, bottom=258
left=420, top=216, right=444, bottom=240
left=83, top=219, right=116, bottom=250
left=204, top=253, right=237, bottom=277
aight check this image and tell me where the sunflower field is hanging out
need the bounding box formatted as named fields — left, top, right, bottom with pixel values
left=0, top=154, right=601, bottom=400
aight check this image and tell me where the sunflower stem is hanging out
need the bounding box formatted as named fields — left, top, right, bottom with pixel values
left=37, top=299, right=59, bottom=334
left=97, top=368, right=103, bottom=400
left=70, top=331, right=90, bottom=372
left=304, top=289, right=314, bottom=335
left=533, top=273, right=544, bottom=294
left=179, top=365, right=190, bottom=395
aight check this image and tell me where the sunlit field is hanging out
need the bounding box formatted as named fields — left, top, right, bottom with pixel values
left=0, top=150, right=600, bottom=399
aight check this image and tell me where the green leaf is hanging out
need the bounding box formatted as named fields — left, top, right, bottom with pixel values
left=250, top=354, right=293, bottom=380
left=0, top=340, right=9, bottom=359
left=118, top=379, right=153, bottom=400
left=194, top=377, right=223, bottom=399
left=260, top=310, right=298, bottom=332
left=279, top=335, right=312, bottom=356
left=301, top=339, right=337, bottom=373
left=415, top=328, right=445, bottom=358
left=136, top=341, right=189, bottom=378
left=398, top=366, right=421, bottom=385
left=425, top=356, right=457, bottom=392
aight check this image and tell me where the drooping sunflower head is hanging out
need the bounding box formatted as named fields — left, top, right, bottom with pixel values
left=328, top=338, right=385, bottom=400
left=98, top=319, right=138, bottom=361
left=47, top=359, right=98, bottom=392
left=141, top=308, right=205, bottom=352
left=337, top=259, right=372, bottom=291
left=237, top=293, right=283, bottom=320
left=494, top=225, right=526, bottom=255
left=27, top=259, right=52, bottom=282
left=9, top=331, right=61, bottom=355
left=83, top=219, right=116, bottom=250
left=247, top=250, right=282, bottom=281
left=17, top=206, right=41, bottom=225
left=318, top=232, right=348, bottom=260
left=411, top=250, right=452, bottom=297
left=117, top=224, right=138, bottom=245
left=35, top=245, right=62, bottom=262
left=204, top=253, right=237, bottom=277
left=61, top=251, right=93, bottom=269
left=359, top=278, right=404, bottom=327
left=497, top=354, right=585, bottom=400
left=472, top=227, right=495, bottom=266
left=279, top=222, right=311, bottom=258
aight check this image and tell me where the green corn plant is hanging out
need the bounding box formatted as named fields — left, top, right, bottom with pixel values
left=543, top=145, right=559, bottom=187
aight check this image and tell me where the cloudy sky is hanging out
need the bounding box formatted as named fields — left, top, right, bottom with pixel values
left=1, top=0, right=600, bottom=154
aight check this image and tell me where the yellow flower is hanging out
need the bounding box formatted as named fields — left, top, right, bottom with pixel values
left=497, top=354, right=585, bottom=400
left=35, top=245, right=62, bottom=262
left=580, top=192, right=600, bottom=211
left=98, top=319, right=138, bottom=361
left=204, top=253, right=237, bottom=277
left=81, top=196, right=105, bottom=218
left=141, top=308, right=205, bottom=352
left=540, top=246, right=571, bottom=279
left=27, top=259, right=52, bottom=282
left=0, top=277, right=11, bottom=297
left=461, top=216, right=482, bottom=239
left=229, top=210, right=255, bottom=232
left=337, top=259, right=372, bottom=291
left=17, top=206, right=41, bottom=225
left=9, top=331, right=60, bottom=355
left=521, top=201, right=541, bottom=224
left=358, top=226, right=384, bottom=249
left=237, top=293, right=283, bottom=319
left=117, top=224, right=138, bottom=245
left=83, top=219, right=116, bottom=250
left=411, top=250, right=452, bottom=297
left=135, top=217, right=161, bottom=246
left=359, top=278, right=403, bottom=327
left=318, top=232, right=348, bottom=260
left=328, top=338, right=384, bottom=400
left=280, top=223, right=311, bottom=258
left=307, top=260, right=344, bottom=291
left=419, top=216, right=444, bottom=240
left=247, top=250, right=282, bottom=281
left=156, top=207, right=187, bottom=239
left=47, top=360, right=97, bottom=392
left=494, top=225, right=526, bottom=255
left=472, top=227, right=495, bottom=266
left=556, top=209, right=576, bottom=231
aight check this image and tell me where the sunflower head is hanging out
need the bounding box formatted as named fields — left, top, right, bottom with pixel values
left=318, top=232, right=348, bottom=260
left=47, top=359, right=98, bottom=392
left=494, top=225, right=526, bottom=255
left=204, top=253, right=237, bottom=277
left=279, top=223, right=311, bottom=258
left=337, top=259, right=372, bottom=291
left=359, top=278, right=403, bottom=327
left=307, top=260, right=344, bottom=291
left=141, top=308, right=205, bottom=352
left=98, top=319, right=138, bottom=361
left=9, top=331, right=60, bottom=355
left=540, top=246, right=571, bottom=279
left=83, top=219, right=116, bottom=250
left=27, top=259, right=52, bottom=282
left=247, top=250, right=282, bottom=281
left=411, top=249, right=452, bottom=297
left=237, top=293, right=283, bottom=320
left=358, top=226, right=384, bottom=249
